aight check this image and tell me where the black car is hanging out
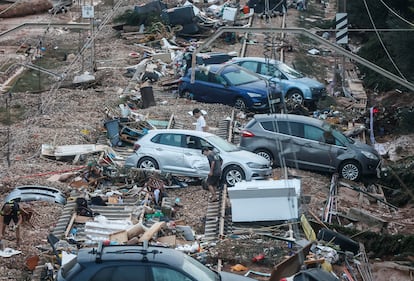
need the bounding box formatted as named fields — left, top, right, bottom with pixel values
left=57, top=243, right=257, bottom=281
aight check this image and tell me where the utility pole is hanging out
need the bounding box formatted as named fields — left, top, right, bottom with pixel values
left=90, top=0, right=95, bottom=72
left=341, top=0, right=346, bottom=89
left=82, top=1, right=95, bottom=73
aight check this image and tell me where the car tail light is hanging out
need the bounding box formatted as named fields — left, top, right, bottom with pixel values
left=241, top=130, right=255, bottom=137
left=133, top=143, right=141, bottom=151
left=279, top=278, right=287, bottom=281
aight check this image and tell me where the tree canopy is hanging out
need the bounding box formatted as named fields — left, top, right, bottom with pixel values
left=343, top=0, right=414, bottom=91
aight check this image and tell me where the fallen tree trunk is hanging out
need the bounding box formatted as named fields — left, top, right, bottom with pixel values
left=0, top=0, right=52, bottom=18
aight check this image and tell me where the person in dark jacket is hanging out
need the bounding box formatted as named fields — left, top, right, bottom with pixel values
left=0, top=200, right=23, bottom=246
left=202, top=147, right=222, bottom=202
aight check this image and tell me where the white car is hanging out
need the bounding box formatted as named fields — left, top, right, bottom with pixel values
left=125, top=129, right=272, bottom=186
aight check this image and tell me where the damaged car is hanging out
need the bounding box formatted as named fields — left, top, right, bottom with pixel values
left=125, top=129, right=272, bottom=186
left=178, top=64, right=282, bottom=112
left=228, top=57, right=327, bottom=108
left=239, top=114, right=381, bottom=181
left=57, top=243, right=257, bottom=281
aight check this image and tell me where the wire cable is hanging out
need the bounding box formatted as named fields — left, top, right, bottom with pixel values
left=362, top=0, right=407, bottom=80
left=379, top=0, right=414, bottom=27
left=38, top=0, right=127, bottom=114
left=0, top=0, right=23, bottom=16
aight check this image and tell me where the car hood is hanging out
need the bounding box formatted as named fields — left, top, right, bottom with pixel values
left=350, top=139, right=379, bottom=155
left=234, top=79, right=268, bottom=94
left=290, top=77, right=325, bottom=88
left=220, top=271, right=257, bottom=281
left=224, top=149, right=270, bottom=166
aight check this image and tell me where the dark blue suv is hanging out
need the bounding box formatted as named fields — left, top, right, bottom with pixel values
left=178, top=64, right=282, bottom=112
left=57, top=243, right=257, bottom=281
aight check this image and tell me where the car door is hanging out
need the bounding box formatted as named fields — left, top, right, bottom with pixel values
left=204, top=72, right=235, bottom=105
left=181, top=135, right=210, bottom=177
left=295, top=124, right=341, bottom=172
left=259, top=62, right=287, bottom=94
left=272, top=121, right=305, bottom=167
left=152, top=133, right=186, bottom=174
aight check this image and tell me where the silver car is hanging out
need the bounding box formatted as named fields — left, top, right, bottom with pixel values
left=239, top=114, right=381, bottom=181
left=125, top=129, right=272, bottom=186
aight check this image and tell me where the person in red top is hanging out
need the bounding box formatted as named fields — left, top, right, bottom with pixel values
left=0, top=200, right=23, bottom=247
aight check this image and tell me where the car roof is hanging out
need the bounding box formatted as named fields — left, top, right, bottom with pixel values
left=188, top=64, right=246, bottom=75
left=77, top=245, right=185, bottom=267
left=252, top=113, right=325, bottom=127
left=144, top=129, right=216, bottom=138
left=232, top=56, right=280, bottom=65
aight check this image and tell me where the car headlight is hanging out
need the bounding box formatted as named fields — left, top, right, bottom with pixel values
left=247, top=162, right=267, bottom=168
left=361, top=150, right=379, bottom=160
left=247, top=92, right=262, bottom=98
left=310, top=87, right=320, bottom=94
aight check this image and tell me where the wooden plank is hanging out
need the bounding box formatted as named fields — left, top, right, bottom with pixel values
left=64, top=212, right=77, bottom=238
left=109, top=230, right=129, bottom=244
left=139, top=221, right=166, bottom=242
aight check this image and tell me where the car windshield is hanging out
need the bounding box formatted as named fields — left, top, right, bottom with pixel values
left=181, top=254, right=219, bottom=281
left=222, top=67, right=261, bottom=86
left=322, top=123, right=354, bottom=145
left=277, top=62, right=305, bottom=79
left=205, top=135, right=240, bottom=152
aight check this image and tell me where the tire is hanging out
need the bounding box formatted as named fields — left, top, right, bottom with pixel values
left=222, top=165, right=245, bottom=187
left=339, top=160, right=361, bottom=181
left=254, top=149, right=274, bottom=166
left=234, top=98, right=247, bottom=111
left=179, top=89, right=192, bottom=99
left=138, top=157, right=159, bottom=170
left=286, top=90, right=304, bottom=105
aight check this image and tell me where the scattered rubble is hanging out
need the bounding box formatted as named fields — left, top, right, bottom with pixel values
left=0, top=0, right=413, bottom=281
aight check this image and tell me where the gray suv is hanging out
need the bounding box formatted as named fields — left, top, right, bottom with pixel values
left=57, top=243, right=257, bottom=281
left=239, top=114, right=381, bottom=181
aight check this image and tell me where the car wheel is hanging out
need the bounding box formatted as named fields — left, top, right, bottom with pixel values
left=339, top=160, right=361, bottom=181
left=286, top=90, right=304, bottom=104
left=234, top=98, right=247, bottom=111
left=254, top=149, right=274, bottom=166
left=138, top=157, right=159, bottom=170
left=222, top=165, right=245, bottom=186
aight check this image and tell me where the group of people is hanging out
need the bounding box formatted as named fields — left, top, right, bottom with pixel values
left=192, top=108, right=222, bottom=202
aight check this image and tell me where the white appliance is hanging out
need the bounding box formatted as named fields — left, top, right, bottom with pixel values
left=228, top=179, right=301, bottom=222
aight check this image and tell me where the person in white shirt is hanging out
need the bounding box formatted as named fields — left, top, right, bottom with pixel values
left=193, top=108, right=207, bottom=132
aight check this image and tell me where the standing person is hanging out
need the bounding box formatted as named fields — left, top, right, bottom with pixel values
left=202, top=147, right=222, bottom=202
left=193, top=108, right=207, bottom=132
left=0, top=200, right=23, bottom=247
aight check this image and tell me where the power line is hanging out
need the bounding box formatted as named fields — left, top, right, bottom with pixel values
left=0, top=0, right=23, bottom=16
left=38, top=0, right=127, bottom=115
left=362, top=0, right=407, bottom=81
left=379, top=0, right=414, bottom=27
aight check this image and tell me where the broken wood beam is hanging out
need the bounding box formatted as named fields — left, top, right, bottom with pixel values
left=139, top=221, right=166, bottom=242
left=127, top=222, right=149, bottom=240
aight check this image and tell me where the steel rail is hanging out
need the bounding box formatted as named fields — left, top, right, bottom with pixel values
left=0, top=22, right=90, bottom=38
